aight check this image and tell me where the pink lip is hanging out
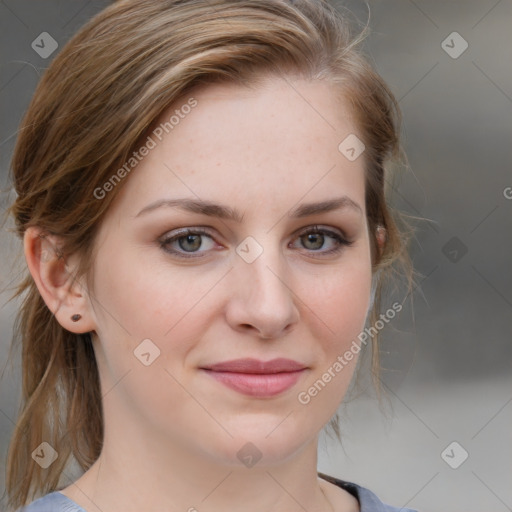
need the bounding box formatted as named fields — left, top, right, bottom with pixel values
left=200, top=358, right=308, bottom=397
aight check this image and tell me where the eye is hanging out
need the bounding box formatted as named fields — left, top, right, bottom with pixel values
left=290, top=225, right=353, bottom=256
left=159, top=225, right=353, bottom=260
left=159, top=228, right=217, bottom=258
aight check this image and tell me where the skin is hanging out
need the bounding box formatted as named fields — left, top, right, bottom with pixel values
left=25, top=75, right=385, bottom=512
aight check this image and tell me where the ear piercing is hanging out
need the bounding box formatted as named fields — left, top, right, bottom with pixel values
left=71, top=314, right=82, bottom=322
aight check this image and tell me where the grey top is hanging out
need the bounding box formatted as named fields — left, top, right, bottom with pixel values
left=19, top=473, right=418, bottom=512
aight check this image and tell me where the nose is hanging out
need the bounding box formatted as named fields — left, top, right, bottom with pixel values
left=225, top=245, right=300, bottom=340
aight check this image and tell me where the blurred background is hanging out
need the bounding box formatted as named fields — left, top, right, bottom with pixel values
left=1, top=1, right=511, bottom=511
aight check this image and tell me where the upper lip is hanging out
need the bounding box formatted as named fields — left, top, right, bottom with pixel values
left=201, top=358, right=307, bottom=374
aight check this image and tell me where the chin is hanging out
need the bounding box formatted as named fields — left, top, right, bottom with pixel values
left=207, top=413, right=316, bottom=467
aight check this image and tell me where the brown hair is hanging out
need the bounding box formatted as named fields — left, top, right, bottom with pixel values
left=4, top=0, right=413, bottom=508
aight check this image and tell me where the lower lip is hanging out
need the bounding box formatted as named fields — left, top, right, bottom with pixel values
left=202, top=369, right=306, bottom=397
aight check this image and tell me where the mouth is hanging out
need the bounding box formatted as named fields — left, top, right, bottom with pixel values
left=199, top=358, right=308, bottom=398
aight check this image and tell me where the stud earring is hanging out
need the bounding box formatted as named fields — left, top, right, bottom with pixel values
left=71, top=314, right=82, bottom=322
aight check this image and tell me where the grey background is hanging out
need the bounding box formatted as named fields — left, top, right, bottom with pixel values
left=1, top=1, right=511, bottom=511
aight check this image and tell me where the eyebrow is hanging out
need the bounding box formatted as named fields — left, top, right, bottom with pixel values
left=135, top=195, right=363, bottom=221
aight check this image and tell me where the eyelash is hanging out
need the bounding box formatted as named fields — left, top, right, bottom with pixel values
left=158, top=225, right=354, bottom=260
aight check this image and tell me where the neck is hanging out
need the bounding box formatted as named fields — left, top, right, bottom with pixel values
left=61, top=414, right=336, bottom=512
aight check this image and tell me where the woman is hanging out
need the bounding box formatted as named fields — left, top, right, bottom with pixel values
left=5, top=0, right=415, bottom=510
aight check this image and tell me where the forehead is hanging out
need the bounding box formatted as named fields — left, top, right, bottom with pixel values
left=108, top=76, right=366, bottom=221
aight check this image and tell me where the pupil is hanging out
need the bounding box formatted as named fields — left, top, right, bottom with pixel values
left=305, top=233, right=323, bottom=250
left=180, top=234, right=201, bottom=252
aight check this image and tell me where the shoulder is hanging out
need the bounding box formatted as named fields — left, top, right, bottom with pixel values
left=17, top=491, right=86, bottom=512
left=318, top=472, right=419, bottom=512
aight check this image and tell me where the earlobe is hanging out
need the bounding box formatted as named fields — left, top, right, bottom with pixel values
left=23, top=226, right=95, bottom=334
left=376, top=225, right=386, bottom=255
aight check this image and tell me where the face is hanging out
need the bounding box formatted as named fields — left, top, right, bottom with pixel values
left=86, top=75, right=373, bottom=466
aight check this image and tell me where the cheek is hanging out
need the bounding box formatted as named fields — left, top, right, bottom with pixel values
left=92, top=244, right=215, bottom=338
left=293, top=257, right=371, bottom=423
left=89, top=248, right=213, bottom=424
left=299, top=254, right=372, bottom=350
left=89, top=245, right=227, bottom=395
left=331, top=266, right=372, bottom=339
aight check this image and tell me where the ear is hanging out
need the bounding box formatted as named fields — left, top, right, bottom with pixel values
left=23, top=226, right=96, bottom=334
left=376, top=225, right=387, bottom=256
